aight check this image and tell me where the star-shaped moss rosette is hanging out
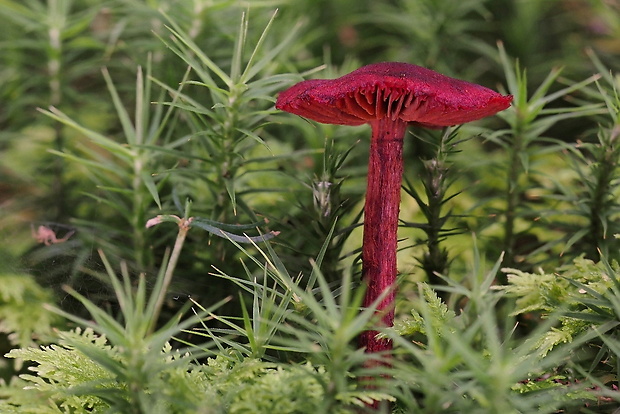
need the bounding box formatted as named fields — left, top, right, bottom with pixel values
left=276, top=62, right=512, bottom=356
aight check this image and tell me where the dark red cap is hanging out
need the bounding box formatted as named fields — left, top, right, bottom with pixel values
left=276, top=62, right=512, bottom=129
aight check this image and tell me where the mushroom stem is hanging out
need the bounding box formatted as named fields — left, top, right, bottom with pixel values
left=360, top=117, right=407, bottom=354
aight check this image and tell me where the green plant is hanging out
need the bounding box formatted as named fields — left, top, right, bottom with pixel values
left=499, top=256, right=620, bottom=352
left=186, top=224, right=395, bottom=411
left=15, top=7, right=309, bottom=323
left=2, top=221, right=394, bottom=413
left=362, top=0, right=491, bottom=74
left=0, top=273, right=58, bottom=348
left=402, top=127, right=466, bottom=285
left=544, top=50, right=620, bottom=262
left=39, top=63, right=169, bottom=271
left=4, top=242, right=230, bottom=414
left=391, top=248, right=608, bottom=413
left=497, top=255, right=620, bottom=409
left=481, top=42, right=602, bottom=273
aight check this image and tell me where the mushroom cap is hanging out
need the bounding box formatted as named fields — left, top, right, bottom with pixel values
left=276, top=62, right=513, bottom=129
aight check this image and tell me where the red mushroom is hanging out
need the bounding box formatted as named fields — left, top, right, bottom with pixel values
left=276, top=62, right=512, bottom=356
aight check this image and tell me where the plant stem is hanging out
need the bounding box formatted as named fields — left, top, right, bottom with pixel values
left=149, top=217, right=192, bottom=333
left=502, top=124, right=525, bottom=275
left=422, top=156, right=450, bottom=283
left=586, top=127, right=620, bottom=259
left=359, top=118, right=407, bottom=354
left=48, top=0, right=65, bottom=220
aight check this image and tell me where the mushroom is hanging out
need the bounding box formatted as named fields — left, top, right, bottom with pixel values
left=276, top=62, right=512, bottom=356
